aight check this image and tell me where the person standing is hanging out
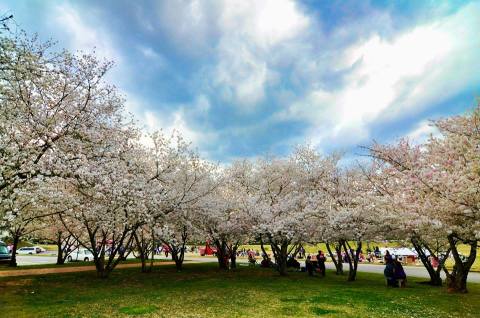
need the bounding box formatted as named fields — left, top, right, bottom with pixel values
left=316, top=250, right=326, bottom=277
left=299, top=246, right=305, bottom=259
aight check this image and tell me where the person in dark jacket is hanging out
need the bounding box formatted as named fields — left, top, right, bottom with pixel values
left=394, top=259, right=407, bottom=287
left=287, top=255, right=300, bottom=270
left=384, top=258, right=397, bottom=287
left=316, top=250, right=326, bottom=277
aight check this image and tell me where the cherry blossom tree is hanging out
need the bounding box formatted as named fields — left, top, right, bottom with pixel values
left=249, top=150, right=320, bottom=276
left=154, top=153, right=218, bottom=272
left=63, top=137, right=150, bottom=278
left=0, top=33, right=119, bottom=207
left=196, top=182, right=252, bottom=270
left=132, top=131, right=218, bottom=272
left=1, top=31, right=135, bottom=270
left=361, top=159, right=451, bottom=286
left=314, top=165, right=380, bottom=281
left=368, top=104, right=480, bottom=292
left=0, top=174, right=76, bottom=267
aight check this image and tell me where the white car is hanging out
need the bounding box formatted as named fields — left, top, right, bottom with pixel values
left=32, top=246, right=47, bottom=253
left=67, top=249, right=95, bottom=262
left=17, top=247, right=41, bottom=255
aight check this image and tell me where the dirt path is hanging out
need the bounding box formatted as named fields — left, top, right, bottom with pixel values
left=0, top=261, right=175, bottom=277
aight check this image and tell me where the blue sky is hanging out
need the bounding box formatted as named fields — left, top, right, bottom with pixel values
left=2, top=0, right=479, bottom=163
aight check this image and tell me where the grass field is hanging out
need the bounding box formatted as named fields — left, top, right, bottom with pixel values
left=1, top=263, right=479, bottom=317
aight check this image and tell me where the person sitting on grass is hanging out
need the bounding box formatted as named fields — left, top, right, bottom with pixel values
left=286, top=255, right=300, bottom=270
left=394, top=258, right=407, bottom=287
left=248, top=253, right=256, bottom=266
left=260, top=255, right=273, bottom=268
left=384, top=257, right=397, bottom=287
left=306, top=255, right=314, bottom=276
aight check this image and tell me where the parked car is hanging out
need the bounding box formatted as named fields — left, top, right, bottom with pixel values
left=32, top=246, right=47, bottom=253
left=17, top=246, right=42, bottom=255
left=67, top=249, right=95, bottom=262
left=0, top=241, right=11, bottom=264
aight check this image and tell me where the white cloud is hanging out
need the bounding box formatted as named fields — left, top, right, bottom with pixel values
left=158, top=0, right=310, bottom=110
left=50, top=5, right=215, bottom=152
left=212, top=0, right=309, bottom=109
left=281, top=2, right=480, bottom=149
left=406, top=120, right=439, bottom=144
left=126, top=93, right=217, bottom=154
left=53, top=4, right=119, bottom=63
left=213, top=41, right=268, bottom=108
left=219, top=0, right=309, bottom=49
left=43, top=1, right=480, bottom=160
left=156, top=0, right=219, bottom=55
left=137, top=46, right=167, bottom=69
left=143, top=109, right=217, bottom=151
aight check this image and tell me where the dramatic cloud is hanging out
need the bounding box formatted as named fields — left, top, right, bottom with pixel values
left=54, top=4, right=120, bottom=63
left=280, top=2, right=480, bottom=148
left=8, top=1, right=480, bottom=161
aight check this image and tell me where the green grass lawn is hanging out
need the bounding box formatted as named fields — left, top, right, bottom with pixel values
left=1, top=263, right=479, bottom=318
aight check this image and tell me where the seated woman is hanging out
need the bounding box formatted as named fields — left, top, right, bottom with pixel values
left=286, top=255, right=300, bottom=270
left=394, top=259, right=407, bottom=287
left=260, top=256, right=273, bottom=268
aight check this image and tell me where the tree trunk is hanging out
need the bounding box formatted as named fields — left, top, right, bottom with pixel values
left=271, top=241, right=288, bottom=276
left=175, top=257, right=183, bottom=272
left=215, top=240, right=229, bottom=270
left=56, top=233, right=65, bottom=265
left=445, top=235, right=477, bottom=293
left=230, top=253, right=237, bottom=269
left=149, top=229, right=156, bottom=271
left=133, top=231, right=150, bottom=273
left=326, top=241, right=343, bottom=275
left=8, top=233, right=20, bottom=267
left=411, top=237, right=442, bottom=286
left=228, top=244, right=239, bottom=269
left=97, top=269, right=109, bottom=279
left=140, top=254, right=148, bottom=273
left=94, top=250, right=109, bottom=279
left=171, top=248, right=185, bottom=272
left=139, top=248, right=148, bottom=273
left=259, top=237, right=268, bottom=257
left=278, top=257, right=287, bottom=276
left=341, top=240, right=361, bottom=282
left=447, top=266, right=469, bottom=293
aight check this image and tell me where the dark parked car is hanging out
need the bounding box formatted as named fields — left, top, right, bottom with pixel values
left=0, top=241, right=11, bottom=264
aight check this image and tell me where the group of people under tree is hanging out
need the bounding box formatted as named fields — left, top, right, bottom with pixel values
left=305, top=251, right=327, bottom=277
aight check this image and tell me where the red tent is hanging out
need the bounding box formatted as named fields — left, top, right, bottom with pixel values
left=199, top=241, right=217, bottom=256
left=204, top=242, right=214, bottom=255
